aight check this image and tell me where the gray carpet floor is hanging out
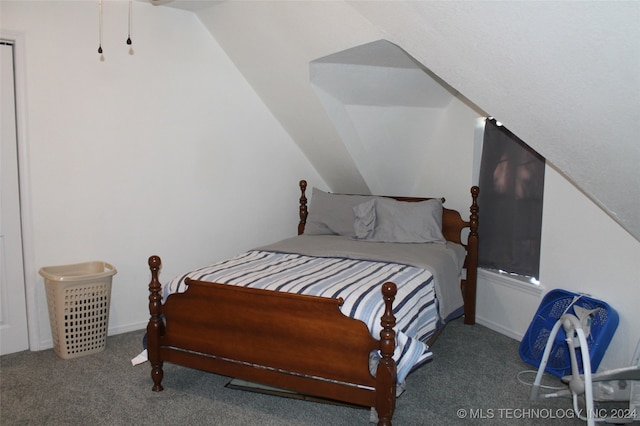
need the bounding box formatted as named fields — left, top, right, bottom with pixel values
left=1, top=318, right=618, bottom=425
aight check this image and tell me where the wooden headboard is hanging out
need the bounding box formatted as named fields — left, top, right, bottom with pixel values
left=296, top=179, right=479, bottom=325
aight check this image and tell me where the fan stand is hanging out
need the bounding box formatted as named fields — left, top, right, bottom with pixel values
left=530, top=314, right=597, bottom=426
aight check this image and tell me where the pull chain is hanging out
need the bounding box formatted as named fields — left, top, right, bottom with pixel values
left=98, top=0, right=104, bottom=61
left=127, top=0, right=134, bottom=55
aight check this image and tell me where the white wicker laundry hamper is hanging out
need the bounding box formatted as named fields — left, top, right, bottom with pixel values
left=39, top=261, right=117, bottom=359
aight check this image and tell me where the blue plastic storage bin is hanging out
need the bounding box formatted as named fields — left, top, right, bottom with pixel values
left=519, top=289, right=619, bottom=378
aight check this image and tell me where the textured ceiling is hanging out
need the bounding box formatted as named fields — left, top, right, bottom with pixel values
left=164, top=0, right=640, bottom=242
left=346, top=1, right=640, bottom=241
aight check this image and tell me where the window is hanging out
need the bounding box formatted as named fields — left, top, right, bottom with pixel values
left=477, top=118, right=545, bottom=280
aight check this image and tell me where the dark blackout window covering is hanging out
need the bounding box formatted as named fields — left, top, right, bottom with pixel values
left=478, top=119, right=545, bottom=279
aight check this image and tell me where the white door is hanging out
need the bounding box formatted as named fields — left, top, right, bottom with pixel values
left=0, top=40, right=29, bottom=355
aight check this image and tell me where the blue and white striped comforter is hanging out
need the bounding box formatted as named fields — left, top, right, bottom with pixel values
left=164, top=249, right=437, bottom=384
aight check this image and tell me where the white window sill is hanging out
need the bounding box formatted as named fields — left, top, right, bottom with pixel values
left=477, top=268, right=543, bottom=297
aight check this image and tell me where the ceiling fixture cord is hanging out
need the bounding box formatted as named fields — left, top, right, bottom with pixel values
left=97, top=0, right=104, bottom=61
left=127, top=0, right=134, bottom=55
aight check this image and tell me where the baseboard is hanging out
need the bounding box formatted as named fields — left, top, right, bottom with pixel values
left=476, top=316, right=524, bottom=341
left=108, top=321, right=147, bottom=336
left=36, top=321, right=147, bottom=352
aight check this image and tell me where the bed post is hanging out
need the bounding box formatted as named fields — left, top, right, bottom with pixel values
left=464, top=186, right=480, bottom=325
left=298, top=180, right=308, bottom=235
left=376, top=282, right=397, bottom=426
left=147, top=255, right=164, bottom=392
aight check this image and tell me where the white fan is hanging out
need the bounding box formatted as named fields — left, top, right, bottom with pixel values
left=530, top=317, right=640, bottom=425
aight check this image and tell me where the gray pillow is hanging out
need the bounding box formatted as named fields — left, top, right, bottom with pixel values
left=304, top=187, right=376, bottom=237
left=353, top=198, right=376, bottom=239
left=354, top=197, right=446, bottom=243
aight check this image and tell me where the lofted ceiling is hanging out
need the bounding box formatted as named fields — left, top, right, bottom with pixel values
left=309, top=40, right=474, bottom=195
left=158, top=0, right=640, bottom=242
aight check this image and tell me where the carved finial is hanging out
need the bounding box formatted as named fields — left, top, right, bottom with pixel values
left=298, top=180, right=308, bottom=235
left=469, top=186, right=479, bottom=234
left=382, top=281, right=397, bottom=298
left=380, top=282, right=397, bottom=339
left=148, top=255, right=161, bottom=269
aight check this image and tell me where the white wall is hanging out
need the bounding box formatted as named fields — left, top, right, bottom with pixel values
left=538, top=166, right=640, bottom=371
left=413, top=95, right=480, bottom=215
left=349, top=1, right=640, bottom=243
left=1, top=1, right=324, bottom=350
left=417, top=97, right=640, bottom=372
left=477, top=165, right=640, bottom=372
left=187, top=1, right=640, bottom=242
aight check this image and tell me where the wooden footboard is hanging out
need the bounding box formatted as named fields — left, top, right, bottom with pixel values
left=147, top=255, right=398, bottom=425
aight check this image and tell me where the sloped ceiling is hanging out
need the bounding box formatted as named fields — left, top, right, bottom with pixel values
left=309, top=40, right=472, bottom=195
left=163, top=0, right=640, bottom=242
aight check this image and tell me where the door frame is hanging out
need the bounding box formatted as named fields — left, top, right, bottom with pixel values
left=1, top=30, right=40, bottom=351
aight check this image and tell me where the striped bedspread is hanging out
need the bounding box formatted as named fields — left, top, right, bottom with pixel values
left=164, top=250, right=437, bottom=384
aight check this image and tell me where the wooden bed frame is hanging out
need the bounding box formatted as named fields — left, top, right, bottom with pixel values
left=146, top=180, right=479, bottom=426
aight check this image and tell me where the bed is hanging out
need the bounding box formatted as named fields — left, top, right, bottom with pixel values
left=146, top=180, right=479, bottom=425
